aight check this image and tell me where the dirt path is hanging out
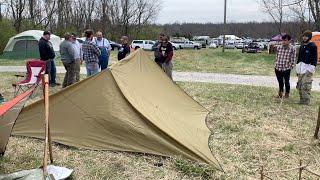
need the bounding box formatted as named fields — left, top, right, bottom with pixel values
left=1, top=66, right=320, bottom=91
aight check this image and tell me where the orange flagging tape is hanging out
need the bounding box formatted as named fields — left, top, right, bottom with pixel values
left=0, top=87, right=35, bottom=116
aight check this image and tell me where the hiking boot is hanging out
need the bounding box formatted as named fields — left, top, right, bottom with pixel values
left=299, top=98, right=310, bottom=105
left=276, top=92, right=283, bottom=98
left=49, top=82, right=61, bottom=87
left=299, top=102, right=309, bottom=105
left=284, top=93, right=289, bottom=98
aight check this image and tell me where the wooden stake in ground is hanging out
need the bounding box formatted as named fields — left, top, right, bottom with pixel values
left=314, top=106, right=320, bottom=139
left=260, top=165, right=264, bottom=180
left=42, top=74, right=53, bottom=174
left=298, top=160, right=303, bottom=180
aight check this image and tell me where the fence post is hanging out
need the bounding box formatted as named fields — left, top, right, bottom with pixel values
left=298, top=160, right=303, bottom=180
left=260, top=165, right=264, bottom=180
left=314, top=106, right=320, bottom=139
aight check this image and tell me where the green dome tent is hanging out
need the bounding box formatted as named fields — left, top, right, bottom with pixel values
left=2, top=30, right=61, bottom=59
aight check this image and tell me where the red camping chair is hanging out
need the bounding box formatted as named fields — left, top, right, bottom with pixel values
left=12, top=60, right=46, bottom=97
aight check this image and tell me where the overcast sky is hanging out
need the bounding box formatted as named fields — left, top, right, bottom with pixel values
left=157, top=0, right=270, bottom=24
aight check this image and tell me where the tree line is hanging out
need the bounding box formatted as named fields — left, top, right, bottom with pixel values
left=0, top=0, right=319, bottom=54
left=161, top=21, right=313, bottom=40
left=0, top=0, right=162, bottom=40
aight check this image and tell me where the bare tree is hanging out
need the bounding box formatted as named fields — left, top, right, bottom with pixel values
left=6, top=0, right=26, bottom=32
left=308, top=0, right=320, bottom=29
left=260, top=0, right=288, bottom=33
left=0, top=0, right=4, bottom=21
left=287, top=0, right=309, bottom=33
left=27, top=0, right=35, bottom=25
left=3, top=0, right=162, bottom=39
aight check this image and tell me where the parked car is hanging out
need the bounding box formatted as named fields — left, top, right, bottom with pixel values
left=171, top=41, right=201, bottom=49
left=76, top=38, right=84, bottom=44
left=225, top=42, right=236, bottom=49
left=110, top=41, right=121, bottom=51
left=209, top=43, right=217, bottom=49
left=242, top=42, right=260, bottom=53
left=235, top=43, right=244, bottom=49
left=193, top=36, right=210, bottom=48
left=192, top=40, right=207, bottom=48
left=131, top=40, right=155, bottom=50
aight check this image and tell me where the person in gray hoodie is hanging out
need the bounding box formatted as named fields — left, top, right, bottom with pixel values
left=60, top=33, right=76, bottom=88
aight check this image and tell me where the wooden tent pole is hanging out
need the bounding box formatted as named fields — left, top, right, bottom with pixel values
left=48, top=124, right=53, bottom=163
left=314, top=106, right=320, bottom=139
left=42, top=74, right=53, bottom=173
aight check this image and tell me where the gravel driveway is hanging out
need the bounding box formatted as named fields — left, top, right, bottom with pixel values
left=1, top=66, right=320, bottom=91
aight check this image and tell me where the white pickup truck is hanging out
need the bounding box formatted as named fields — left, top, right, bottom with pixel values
left=171, top=40, right=201, bottom=49
left=131, top=40, right=155, bottom=50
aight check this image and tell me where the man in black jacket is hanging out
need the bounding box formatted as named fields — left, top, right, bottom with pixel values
left=154, top=33, right=165, bottom=67
left=296, top=30, right=318, bottom=105
left=39, top=31, right=59, bottom=87
left=118, top=36, right=130, bottom=61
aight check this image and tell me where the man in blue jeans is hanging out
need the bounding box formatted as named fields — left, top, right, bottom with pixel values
left=82, top=30, right=101, bottom=77
left=38, top=31, right=60, bottom=87
left=274, top=34, right=295, bottom=98
left=93, top=31, right=111, bottom=70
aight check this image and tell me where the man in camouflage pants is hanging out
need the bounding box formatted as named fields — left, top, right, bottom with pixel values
left=296, top=30, right=318, bottom=105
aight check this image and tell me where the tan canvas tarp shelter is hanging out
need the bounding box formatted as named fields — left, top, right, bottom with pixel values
left=12, top=49, right=221, bottom=170
left=0, top=87, right=34, bottom=155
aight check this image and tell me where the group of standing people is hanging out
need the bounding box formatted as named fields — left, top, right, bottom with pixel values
left=39, top=29, right=317, bottom=105
left=274, top=30, right=318, bottom=105
left=38, top=30, right=131, bottom=88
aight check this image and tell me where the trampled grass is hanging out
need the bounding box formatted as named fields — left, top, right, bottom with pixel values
left=1, top=71, right=320, bottom=179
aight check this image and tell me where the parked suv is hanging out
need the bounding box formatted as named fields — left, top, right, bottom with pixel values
left=242, top=42, right=260, bottom=53
left=131, top=40, right=155, bottom=50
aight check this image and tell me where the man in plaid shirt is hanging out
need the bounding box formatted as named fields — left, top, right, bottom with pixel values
left=82, top=29, right=101, bottom=77
left=274, top=34, right=296, bottom=98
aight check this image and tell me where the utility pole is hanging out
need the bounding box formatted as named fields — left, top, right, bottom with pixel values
left=308, top=0, right=311, bottom=29
left=222, top=0, right=227, bottom=52
left=0, top=2, right=2, bottom=22
left=279, top=0, right=283, bottom=34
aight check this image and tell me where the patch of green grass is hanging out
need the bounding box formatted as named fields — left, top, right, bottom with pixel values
left=281, top=144, right=296, bottom=152
left=173, top=159, right=218, bottom=179
left=0, top=52, right=120, bottom=66
left=174, top=48, right=320, bottom=77
left=179, top=82, right=320, bottom=179
left=2, top=48, right=320, bottom=77
left=0, top=58, right=26, bottom=66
